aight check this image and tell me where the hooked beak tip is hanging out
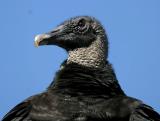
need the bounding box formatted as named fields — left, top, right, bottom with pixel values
left=34, top=40, right=39, bottom=47
left=34, top=34, right=51, bottom=47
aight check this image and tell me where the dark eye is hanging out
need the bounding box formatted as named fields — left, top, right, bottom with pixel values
left=78, top=19, right=85, bottom=27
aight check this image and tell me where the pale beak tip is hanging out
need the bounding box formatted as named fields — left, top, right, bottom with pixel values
left=34, top=41, right=39, bottom=47
left=34, top=34, right=51, bottom=47
left=34, top=35, right=41, bottom=47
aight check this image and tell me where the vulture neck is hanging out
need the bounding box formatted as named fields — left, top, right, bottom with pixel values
left=67, top=37, right=107, bottom=68
left=48, top=37, right=125, bottom=97
left=48, top=61, right=125, bottom=98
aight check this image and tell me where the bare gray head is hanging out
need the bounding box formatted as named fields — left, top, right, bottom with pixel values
left=34, top=16, right=108, bottom=68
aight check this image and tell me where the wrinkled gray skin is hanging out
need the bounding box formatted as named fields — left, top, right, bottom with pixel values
left=66, top=17, right=107, bottom=68
left=35, top=16, right=108, bottom=68
left=2, top=16, right=160, bottom=121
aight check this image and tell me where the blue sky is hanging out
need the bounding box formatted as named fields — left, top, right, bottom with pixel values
left=0, top=0, right=159, bottom=119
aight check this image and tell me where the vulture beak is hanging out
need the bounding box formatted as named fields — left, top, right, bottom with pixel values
left=34, top=34, right=52, bottom=47
left=34, top=25, right=64, bottom=47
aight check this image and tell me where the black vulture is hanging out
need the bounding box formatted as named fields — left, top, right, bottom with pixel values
left=2, top=16, right=160, bottom=121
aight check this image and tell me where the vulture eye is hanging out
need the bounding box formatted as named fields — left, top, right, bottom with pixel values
left=73, top=18, right=88, bottom=34
left=78, top=19, right=85, bottom=28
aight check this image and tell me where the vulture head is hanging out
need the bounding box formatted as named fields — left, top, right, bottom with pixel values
left=35, top=16, right=108, bottom=68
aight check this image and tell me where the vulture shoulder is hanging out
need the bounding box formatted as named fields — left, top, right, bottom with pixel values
left=2, top=93, right=54, bottom=121
left=2, top=96, right=33, bottom=121
left=130, top=104, right=160, bottom=121
left=96, top=96, right=160, bottom=121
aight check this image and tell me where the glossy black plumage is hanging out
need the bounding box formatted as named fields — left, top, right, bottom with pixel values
left=2, top=62, right=160, bottom=121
